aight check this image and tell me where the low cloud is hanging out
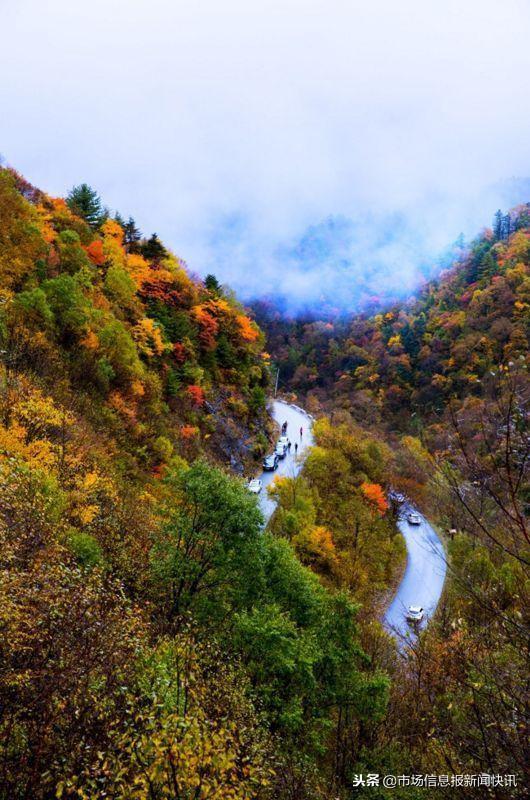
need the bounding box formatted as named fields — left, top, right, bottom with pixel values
left=203, top=178, right=530, bottom=314
left=2, top=0, right=530, bottom=314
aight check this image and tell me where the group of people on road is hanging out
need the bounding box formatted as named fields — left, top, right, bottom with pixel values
left=281, top=420, right=303, bottom=454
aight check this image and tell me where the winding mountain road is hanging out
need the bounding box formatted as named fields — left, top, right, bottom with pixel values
left=258, top=399, right=315, bottom=522
left=259, top=400, right=446, bottom=639
left=383, top=506, right=446, bottom=638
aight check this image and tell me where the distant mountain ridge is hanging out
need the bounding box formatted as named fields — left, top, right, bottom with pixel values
left=253, top=202, right=530, bottom=428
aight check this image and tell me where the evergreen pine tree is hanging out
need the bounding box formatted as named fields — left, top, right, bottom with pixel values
left=66, top=184, right=104, bottom=229
left=141, top=233, right=167, bottom=262
left=113, top=212, right=126, bottom=229
left=493, top=209, right=504, bottom=240
left=478, top=251, right=496, bottom=281
left=466, top=240, right=489, bottom=283
left=204, top=274, right=222, bottom=295
left=123, top=217, right=142, bottom=252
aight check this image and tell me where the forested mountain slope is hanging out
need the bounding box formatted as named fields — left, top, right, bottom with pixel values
left=255, top=208, right=530, bottom=797
left=0, top=168, right=527, bottom=798
left=255, top=206, right=530, bottom=431
left=0, top=168, right=393, bottom=799
left=0, top=168, right=272, bottom=472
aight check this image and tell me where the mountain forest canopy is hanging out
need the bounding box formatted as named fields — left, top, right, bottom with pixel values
left=254, top=205, right=530, bottom=797
left=0, top=167, right=528, bottom=799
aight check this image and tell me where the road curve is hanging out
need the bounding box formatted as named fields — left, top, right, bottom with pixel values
left=259, top=401, right=446, bottom=639
left=257, top=399, right=315, bottom=523
left=384, top=505, right=446, bottom=639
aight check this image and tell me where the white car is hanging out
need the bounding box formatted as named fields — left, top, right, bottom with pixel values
left=277, top=435, right=290, bottom=448
left=406, top=605, right=424, bottom=623
left=247, top=478, right=263, bottom=494
left=407, top=512, right=421, bottom=525
left=275, top=442, right=288, bottom=458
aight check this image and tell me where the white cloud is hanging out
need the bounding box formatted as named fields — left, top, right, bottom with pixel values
left=2, top=0, right=530, bottom=309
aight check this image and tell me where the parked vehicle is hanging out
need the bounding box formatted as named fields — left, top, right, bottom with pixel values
left=407, top=512, right=421, bottom=525
left=406, top=605, right=424, bottom=623
left=247, top=478, right=263, bottom=494
left=263, top=454, right=279, bottom=471
left=277, top=435, right=290, bottom=448
left=275, top=442, right=288, bottom=459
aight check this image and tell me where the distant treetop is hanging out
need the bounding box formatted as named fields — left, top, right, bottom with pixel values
left=66, top=183, right=105, bottom=229
left=204, top=274, right=222, bottom=295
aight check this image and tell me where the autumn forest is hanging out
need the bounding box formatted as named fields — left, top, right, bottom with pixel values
left=0, top=166, right=528, bottom=800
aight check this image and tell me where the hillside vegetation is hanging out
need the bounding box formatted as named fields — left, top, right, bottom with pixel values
left=1, top=168, right=527, bottom=798
left=255, top=206, right=530, bottom=431
left=256, top=209, right=530, bottom=797
left=0, top=169, right=272, bottom=472
left=0, top=169, right=395, bottom=799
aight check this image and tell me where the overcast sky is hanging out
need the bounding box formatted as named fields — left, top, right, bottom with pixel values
left=2, top=0, right=530, bottom=310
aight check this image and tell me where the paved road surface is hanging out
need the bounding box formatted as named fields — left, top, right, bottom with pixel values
left=257, top=399, right=314, bottom=522
left=257, top=400, right=446, bottom=639
left=384, top=504, right=446, bottom=639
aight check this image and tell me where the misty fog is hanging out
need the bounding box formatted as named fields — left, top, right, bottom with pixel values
left=2, top=0, right=530, bottom=313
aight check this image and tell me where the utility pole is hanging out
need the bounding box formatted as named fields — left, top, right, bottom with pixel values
left=274, top=367, right=279, bottom=397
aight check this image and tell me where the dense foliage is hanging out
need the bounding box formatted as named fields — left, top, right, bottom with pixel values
left=256, top=209, right=530, bottom=798
left=0, top=169, right=392, bottom=799
left=1, top=168, right=271, bottom=471
left=1, top=168, right=527, bottom=797
left=254, top=206, right=530, bottom=433
left=269, top=418, right=405, bottom=610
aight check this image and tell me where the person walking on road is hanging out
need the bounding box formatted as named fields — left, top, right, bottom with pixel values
left=294, top=442, right=298, bottom=454
left=299, top=426, right=303, bottom=438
